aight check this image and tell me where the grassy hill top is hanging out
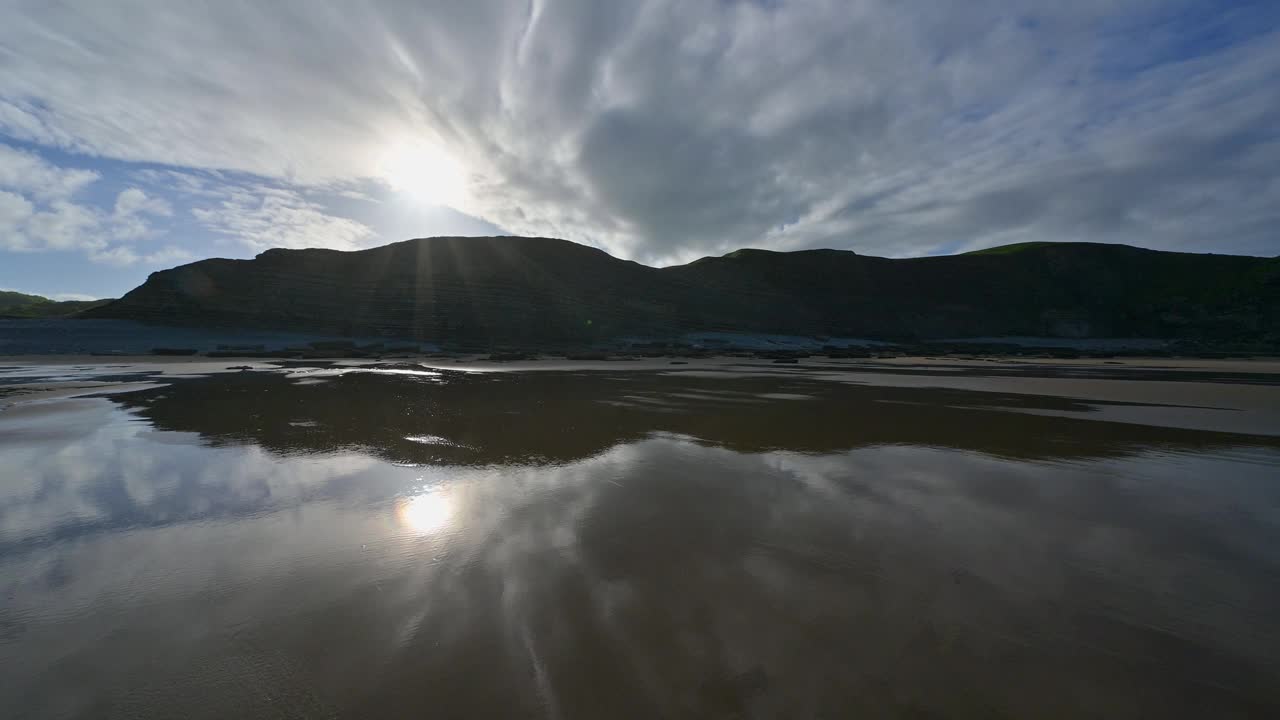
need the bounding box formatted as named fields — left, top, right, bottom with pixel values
left=0, top=291, right=112, bottom=318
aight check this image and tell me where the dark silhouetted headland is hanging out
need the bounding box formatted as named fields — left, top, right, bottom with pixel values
left=85, top=237, right=1280, bottom=346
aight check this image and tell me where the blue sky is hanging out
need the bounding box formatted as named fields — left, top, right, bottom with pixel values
left=2, top=1, right=1278, bottom=299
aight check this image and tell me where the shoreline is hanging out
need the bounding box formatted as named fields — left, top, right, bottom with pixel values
left=4, top=352, right=1280, bottom=372
left=5, top=318, right=1278, bottom=361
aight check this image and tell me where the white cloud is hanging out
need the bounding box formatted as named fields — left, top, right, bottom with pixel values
left=0, top=1, right=1277, bottom=260
left=87, top=245, right=140, bottom=266
left=114, top=187, right=172, bottom=218
left=1, top=150, right=372, bottom=265
left=130, top=168, right=224, bottom=198
left=109, top=188, right=172, bottom=241
left=24, top=201, right=102, bottom=252
left=87, top=244, right=194, bottom=268
left=142, top=245, right=195, bottom=266
left=0, top=192, right=150, bottom=259
left=0, top=190, right=35, bottom=249
left=0, top=148, right=109, bottom=254
left=0, top=144, right=98, bottom=200
left=0, top=154, right=179, bottom=261
left=126, top=169, right=382, bottom=254
left=191, top=185, right=374, bottom=252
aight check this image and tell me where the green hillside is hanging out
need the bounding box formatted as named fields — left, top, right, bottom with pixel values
left=963, top=242, right=1057, bottom=256
left=0, top=290, right=51, bottom=309
left=0, top=291, right=112, bottom=318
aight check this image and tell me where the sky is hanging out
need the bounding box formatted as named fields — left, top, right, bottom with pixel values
left=1, top=1, right=1278, bottom=300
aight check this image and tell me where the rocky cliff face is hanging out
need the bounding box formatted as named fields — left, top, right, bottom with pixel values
left=86, top=236, right=1280, bottom=344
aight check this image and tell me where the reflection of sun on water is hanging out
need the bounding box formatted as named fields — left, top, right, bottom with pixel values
left=397, top=490, right=453, bottom=534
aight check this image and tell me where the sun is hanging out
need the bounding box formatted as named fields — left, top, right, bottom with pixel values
left=379, top=140, right=468, bottom=208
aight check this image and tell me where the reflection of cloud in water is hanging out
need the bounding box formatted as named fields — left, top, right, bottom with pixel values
left=0, top=398, right=386, bottom=550
left=3, top=389, right=1280, bottom=716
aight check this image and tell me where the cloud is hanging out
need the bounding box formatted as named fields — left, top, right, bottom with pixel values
left=86, top=245, right=141, bottom=266
left=191, top=183, right=375, bottom=252
left=2, top=1, right=1278, bottom=260
left=0, top=191, right=35, bottom=246
left=0, top=148, right=103, bottom=253
left=142, top=245, right=196, bottom=266
left=114, top=188, right=172, bottom=219
left=23, top=201, right=102, bottom=252
left=0, top=151, right=178, bottom=260
left=109, top=187, right=172, bottom=241
left=126, top=169, right=377, bottom=253
left=84, top=244, right=193, bottom=267
left=1, top=147, right=372, bottom=264
left=0, top=144, right=98, bottom=200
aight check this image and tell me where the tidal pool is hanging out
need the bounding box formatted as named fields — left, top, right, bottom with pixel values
left=2, top=364, right=1279, bottom=718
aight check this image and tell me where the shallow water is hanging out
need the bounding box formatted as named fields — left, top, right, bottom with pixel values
left=2, top=366, right=1280, bottom=718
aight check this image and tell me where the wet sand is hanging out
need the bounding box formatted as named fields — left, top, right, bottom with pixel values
left=2, top=357, right=1280, bottom=718
left=5, top=354, right=1280, bottom=434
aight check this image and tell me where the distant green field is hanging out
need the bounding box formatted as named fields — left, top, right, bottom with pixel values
left=0, top=291, right=111, bottom=318
left=963, top=241, right=1059, bottom=256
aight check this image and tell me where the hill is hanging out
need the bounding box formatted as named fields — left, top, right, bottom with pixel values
left=0, top=290, right=112, bottom=318
left=663, top=242, right=1280, bottom=339
left=84, top=237, right=1280, bottom=345
left=0, top=290, right=48, bottom=309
